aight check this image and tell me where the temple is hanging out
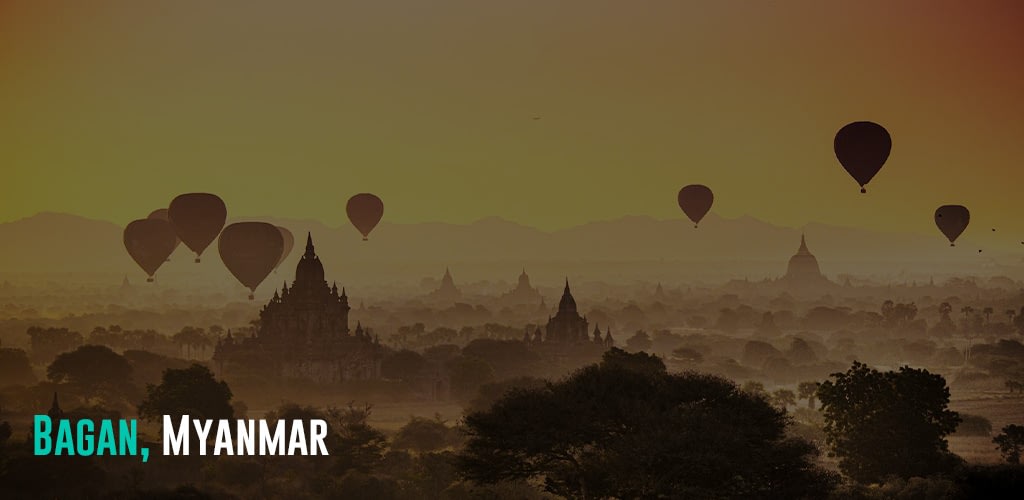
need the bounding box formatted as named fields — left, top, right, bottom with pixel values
left=780, top=234, right=833, bottom=289
left=214, top=234, right=383, bottom=382
left=427, top=268, right=461, bottom=302
left=502, top=269, right=543, bottom=305
left=524, top=279, right=613, bottom=348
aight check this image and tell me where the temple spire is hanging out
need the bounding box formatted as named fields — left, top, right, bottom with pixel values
left=48, top=392, right=63, bottom=420
left=304, top=232, right=315, bottom=257
left=798, top=233, right=809, bottom=254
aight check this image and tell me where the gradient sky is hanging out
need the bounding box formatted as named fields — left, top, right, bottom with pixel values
left=1, top=0, right=1022, bottom=234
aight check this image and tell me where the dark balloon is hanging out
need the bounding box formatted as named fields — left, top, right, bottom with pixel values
left=123, top=219, right=178, bottom=282
left=168, top=193, right=227, bottom=263
left=275, top=226, right=294, bottom=271
left=934, top=205, right=970, bottom=246
left=346, top=193, right=384, bottom=241
left=218, top=222, right=284, bottom=300
left=677, top=184, right=714, bottom=228
left=834, top=121, right=892, bottom=193
left=147, top=208, right=181, bottom=259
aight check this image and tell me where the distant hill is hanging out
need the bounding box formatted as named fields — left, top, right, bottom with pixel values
left=0, top=212, right=1018, bottom=289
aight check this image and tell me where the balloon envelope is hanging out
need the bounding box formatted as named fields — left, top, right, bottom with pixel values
left=346, top=193, right=384, bottom=240
left=147, top=208, right=181, bottom=255
left=934, top=205, right=970, bottom=246
left=123, top=219, right=178, bottom=281
left=275, top=226, right=294, bottom=270
left=834, top=121, right=891, bottom=193
left=168, top=193, right=227, bottom=262
left=677, top=184, right=714, bottom=227
left=218, top=222, right=284, bottom=299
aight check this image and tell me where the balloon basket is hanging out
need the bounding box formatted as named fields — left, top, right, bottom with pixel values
left=248, top=294, right=255, bottom=300
left=195, top=257, right=201, bottom=263
left=694, top=225, right=698, bottom=229
left=860, top=187, right=867, bottom=193
left=362, top=237, right=368, bottom=241
left=950, top=243, right=955, bottom=247
left=147, top=277, right=154, bottom=283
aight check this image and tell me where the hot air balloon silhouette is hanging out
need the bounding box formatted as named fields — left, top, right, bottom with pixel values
left=147, top=208, right=181, bottom=260
left=168, top=193, right=227, bottom=263
left=346, top=193, right=384, bottom=241
left=218, top=222, right=284, bottom=300
left=123, top=219, right=178, bottom=282
left=275, top=226, right=295, bottom=272
left=834, top=121, right=892, bottom=193
left=934, top=205, right=970, bottom=246
left=677, top=185, right=714, bottom=228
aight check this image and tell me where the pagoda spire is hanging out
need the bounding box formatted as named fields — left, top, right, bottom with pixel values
left=304, top=232, right=315, bottom=257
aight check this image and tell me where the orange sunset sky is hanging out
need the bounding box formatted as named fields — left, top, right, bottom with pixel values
left=1, top=1, right=1022, bottom=235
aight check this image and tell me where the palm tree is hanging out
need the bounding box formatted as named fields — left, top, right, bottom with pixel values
left=961, top=306, right=974, bottom=320
left=983, top=307, right=994, bottom=324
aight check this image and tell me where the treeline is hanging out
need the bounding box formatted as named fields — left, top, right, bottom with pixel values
left=2, top=352, right=1023, bottom=498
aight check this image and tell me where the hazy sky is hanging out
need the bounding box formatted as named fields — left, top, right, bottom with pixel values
left=2, top=1, right=1022, bottom=233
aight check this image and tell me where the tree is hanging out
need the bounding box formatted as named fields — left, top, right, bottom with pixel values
left=771, top=389, right=797, bottom=409
left=817, top=361, right=961, bottom=483
left=467, top=376, right=548, bottom=415
left=938, top=302, right=952, bottom=320
left=47, top=345, right=132, bottom=389
left=671, top=346, right=703, bottom=363
left=600, top=347, right=664, bottom=375
left=797, top=381, right=820, bottom=409
left=381, top=349, right=426, bottom=382
left=445, top=356, right=494, bottom=400
left=25, top=326, right=83, bottom=363
left=329, top=403, right=387, bottom=474
left=458, top=350, right=837, bottom=499
left=391, top=415, right=460, bottom=453
left=993, top=424, right=1024, bottom=464
left=137, top=364, right=233, bottom=421
left=742, top=380, right=766, bottom=395
left=0, top=348, right=36, bottom=386
left=625, top=330, right=652, bottom=352
left=982, top=307, right=994, bottom=324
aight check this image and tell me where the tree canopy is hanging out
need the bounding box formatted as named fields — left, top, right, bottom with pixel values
left=457, top=349, right=836, bottom=499
left=137, top=364, right=233, bottom=421
left=47, top=344, right=132, bottom=389
left=817, top=361, right=962, bottom=483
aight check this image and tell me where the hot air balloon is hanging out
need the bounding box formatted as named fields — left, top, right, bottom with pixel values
left=275, top=226, right=294, bottom=271
left=346, top=193, right=384, bottom=241
left=934, top=205, right=970, bottom=246
left=123, top=219, right=178, bottom=282
left=834, top=121, right=892, bottom=193
left=677, top=184, right=714, bottom=228
left=148, top=208, right=181, bottom=260
left=168, top=193, right=227, bottom=263
left=218, top=222, right=284, bottom=300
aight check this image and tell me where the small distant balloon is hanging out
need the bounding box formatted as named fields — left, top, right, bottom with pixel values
left=346, top=193, right=384, bottom=241
left=218, top=222, right=284, bottom=300
left=147, top=208, right=181, bottom=259
left=123, top=219, right=178, bottom=282
left=275, top=226, right=294, bottom=271
left=677, top=184, right=714, bottom=228
left=168, top=193, right=227, bottom=263
left=834, top=121, right=892, bottom=193
left=934, top=205, right=970, bottom=246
